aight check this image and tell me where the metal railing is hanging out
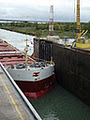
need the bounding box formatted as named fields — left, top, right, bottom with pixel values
left=0, top=62, right=42, bottom=120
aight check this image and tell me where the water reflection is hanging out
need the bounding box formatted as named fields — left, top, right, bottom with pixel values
left=43, top=112, right=60, bottom=120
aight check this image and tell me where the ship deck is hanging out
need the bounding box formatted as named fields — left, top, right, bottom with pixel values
left=0, top=62, right=42, bottom=120
left=0, top=39, right=33, bottom=66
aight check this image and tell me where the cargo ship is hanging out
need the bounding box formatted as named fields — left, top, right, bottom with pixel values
left=0, top=39, right=55, bottom=98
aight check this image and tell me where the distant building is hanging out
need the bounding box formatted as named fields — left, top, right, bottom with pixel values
left=46, top=36, right=59, bottom=40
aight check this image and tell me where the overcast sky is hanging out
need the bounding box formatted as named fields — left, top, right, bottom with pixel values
left=0, top=0, right=90, bottom=22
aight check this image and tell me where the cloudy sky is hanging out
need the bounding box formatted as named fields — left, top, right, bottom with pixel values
left=0, top=0, right=90, bottom=22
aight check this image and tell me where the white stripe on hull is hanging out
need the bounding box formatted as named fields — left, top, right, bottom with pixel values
left=7, top=64, right=54, bottom=82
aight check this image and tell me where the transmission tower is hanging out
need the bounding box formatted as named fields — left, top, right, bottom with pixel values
left=49, top=5, right=54, bottom=36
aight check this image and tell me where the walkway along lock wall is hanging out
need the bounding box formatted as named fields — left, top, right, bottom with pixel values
left=33, top=38, right=90, bottom=106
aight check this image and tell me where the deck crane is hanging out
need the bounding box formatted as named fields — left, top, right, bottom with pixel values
left=76, top=0, right=89, bottom=38
left=75, top=0, right=90, bottom=49
left=77, top=0, right=81, bottom=38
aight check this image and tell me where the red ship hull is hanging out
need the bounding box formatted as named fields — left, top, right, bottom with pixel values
left=15, top=74, right=56, bottom=98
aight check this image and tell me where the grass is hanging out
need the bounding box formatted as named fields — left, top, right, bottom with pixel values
left=0, top=26, right=90, bottom=39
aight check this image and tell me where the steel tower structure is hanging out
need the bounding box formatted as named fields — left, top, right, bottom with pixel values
left=77, top=0, right=81, bottom=38
left=49, top=5, right=54, bottom=36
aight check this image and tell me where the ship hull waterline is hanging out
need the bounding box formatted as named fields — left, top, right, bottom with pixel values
left=15, top=74, right=55, bottom=98
left=7, top=64, right=56, bottom=98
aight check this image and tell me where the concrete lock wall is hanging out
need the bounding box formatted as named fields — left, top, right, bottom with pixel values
left=39, top=40, right=53, bottom=61
left=33, top=38, right=40, bottom=58
left=53, top=43, right=90, bottom=106
left=34, top=38, right=90, bottom=105
left=33, top=38, right=53, bottom=61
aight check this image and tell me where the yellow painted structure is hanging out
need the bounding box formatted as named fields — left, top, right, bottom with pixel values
left=76, top=38, right=90, bottom=49
left=77, top=0, right=81, bottom=38
left=76, top=0, right=90, bottom=49
left=76, top=43, right=90, bottom=49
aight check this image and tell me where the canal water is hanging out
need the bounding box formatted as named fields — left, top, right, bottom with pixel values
left=0, top=29, right=34, bottom=56
left=0, top=29, right=90, bottom=120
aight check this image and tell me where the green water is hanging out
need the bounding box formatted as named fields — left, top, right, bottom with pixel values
left=29, top=83, right=90, bottom=120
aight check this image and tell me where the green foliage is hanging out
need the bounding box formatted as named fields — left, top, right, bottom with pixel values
left=0, top=21, right=90, bottom=38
